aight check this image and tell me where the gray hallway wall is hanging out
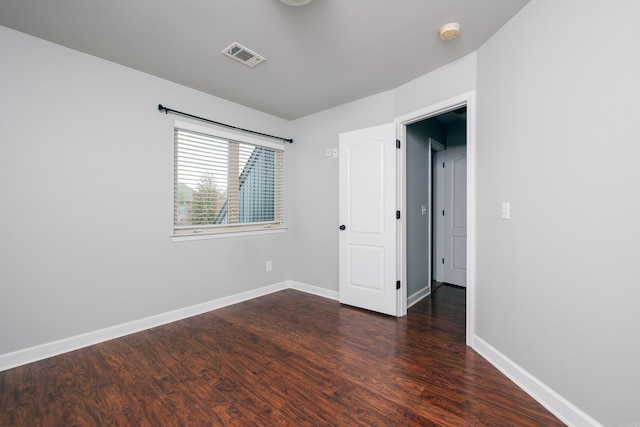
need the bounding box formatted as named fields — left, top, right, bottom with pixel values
left=475, top=0, right=640, bottom=424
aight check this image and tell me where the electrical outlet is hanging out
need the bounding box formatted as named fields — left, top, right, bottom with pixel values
left=266, top=261, right=272, bottom=272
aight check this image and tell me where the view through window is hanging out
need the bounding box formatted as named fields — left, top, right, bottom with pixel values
left=173, top=122, right=284, bottom=236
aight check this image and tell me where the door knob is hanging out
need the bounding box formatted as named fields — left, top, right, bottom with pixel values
left=339, top=225, right=346, bottom=230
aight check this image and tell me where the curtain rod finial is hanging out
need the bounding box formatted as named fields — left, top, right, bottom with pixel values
left=158, top=104, right=167, bottom=114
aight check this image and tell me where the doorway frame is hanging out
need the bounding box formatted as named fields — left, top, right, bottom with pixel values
left=395, top=91, right=476, bottom=346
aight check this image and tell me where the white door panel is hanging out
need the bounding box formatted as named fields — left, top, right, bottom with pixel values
left=443, top=146, right=467, bottom=286
left=339, top=123, right=397, bottom=316
left=349, top=245, right=385, bottom=291
left=349, top=142, right=384, bottom=234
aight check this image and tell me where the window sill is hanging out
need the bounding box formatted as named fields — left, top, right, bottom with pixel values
left=171, top=227, right=287, bottom=242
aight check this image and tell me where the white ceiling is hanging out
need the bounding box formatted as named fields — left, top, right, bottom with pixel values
left=0, top=0, right=530, bottom=120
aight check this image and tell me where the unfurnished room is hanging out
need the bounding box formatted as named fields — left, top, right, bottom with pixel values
left=1, top=1, right=639, bottom=426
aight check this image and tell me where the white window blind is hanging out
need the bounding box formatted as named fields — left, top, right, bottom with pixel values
left=174, top=121, right=284, bottom=236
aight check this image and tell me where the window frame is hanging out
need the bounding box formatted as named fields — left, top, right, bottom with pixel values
left=171, top=120, right=286, bottom=241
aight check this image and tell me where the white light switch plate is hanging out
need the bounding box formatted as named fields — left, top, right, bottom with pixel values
left=501, top=202, right=510, bottom=220
left=325, top=148, right=338, bottom=158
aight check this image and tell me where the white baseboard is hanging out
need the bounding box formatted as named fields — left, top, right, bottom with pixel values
left=288, top=280, right=339, bottom=301
left=472, top=335, right=602, bottom=427
left=407, top=285, right=431, bottom=308
left=0, top=281, right=291, bottom=372
left=0, top=284, right=601, bottom=427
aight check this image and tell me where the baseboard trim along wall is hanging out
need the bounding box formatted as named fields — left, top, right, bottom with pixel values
left=1, top=283, right=600, bottom=427
left=407, top=285, right=431, bottom=309
left=0, top=281, right=334, bottom=372
left=289, top=281, right=339, bottom=301
left=472, top=335, right=603, bottom=427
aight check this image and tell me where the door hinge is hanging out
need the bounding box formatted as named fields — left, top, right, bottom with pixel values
left=396, top=280, right=401, bottom=290
left=396, top=139, right=401, bottom=149
left=396, top=210, right=401, bottom=219
left=442, top=210, right=445, bottom=216
left=443, top=162, right=445, bottom=168
left=442, top=258, right=445, bottom=264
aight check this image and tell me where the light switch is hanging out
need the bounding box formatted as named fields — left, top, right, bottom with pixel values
left=325, top=148, right=338, bottom=158
left=501, top=202, right=510, bottom=220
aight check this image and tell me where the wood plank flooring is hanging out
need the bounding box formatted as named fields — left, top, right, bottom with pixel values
left=0, top=285, right=565, bottom=426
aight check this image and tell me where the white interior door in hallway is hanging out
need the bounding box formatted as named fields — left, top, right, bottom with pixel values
left=436, top=145, right=467, bottom=287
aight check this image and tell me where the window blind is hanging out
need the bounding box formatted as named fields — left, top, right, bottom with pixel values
left=174, top=124, right=284, bottom=236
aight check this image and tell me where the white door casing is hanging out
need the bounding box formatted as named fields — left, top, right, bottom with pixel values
left=426, top=138, right=433, bottom=296
left=396, top=90, right=475, bottom=345
left=431, top=138, right=445, bottom=284
left=338, top=124, right=398, bottom=316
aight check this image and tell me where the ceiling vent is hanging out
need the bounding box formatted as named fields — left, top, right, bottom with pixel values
left=280, top=0, right=313, bottom=5
left=222, top=42, right=265, bottom=67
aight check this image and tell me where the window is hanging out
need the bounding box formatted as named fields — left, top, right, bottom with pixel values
left=173, top=121, right=284, bottom=237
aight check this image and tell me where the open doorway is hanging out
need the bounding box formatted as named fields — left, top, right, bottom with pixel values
left=433, top=110, right=467, bottom=289
left=404, top=106, right=467, bottom=310
left=338, top=92, right=476, bottom=344
left=405, top=108, right=467, bottom=301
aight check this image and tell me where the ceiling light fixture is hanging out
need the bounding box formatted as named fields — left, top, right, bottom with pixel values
left=439, top=22, right=460, bottom=41
left=280, top=0, right=313, bottom=5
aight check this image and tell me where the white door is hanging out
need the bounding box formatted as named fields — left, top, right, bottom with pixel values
left=442, top=145, right=467, bottom=286
left=338, top=124, right=398, bottom=315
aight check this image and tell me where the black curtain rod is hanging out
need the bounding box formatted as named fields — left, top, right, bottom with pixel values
left=158, top=104, right=293, bottom=144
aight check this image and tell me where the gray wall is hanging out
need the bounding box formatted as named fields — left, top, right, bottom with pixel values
left=476, top=0, right=640, bottom=425
left=0, top=26, right=293, bottom=355
left=395, top=53, right=477, bottom=118
left=289, top=92, right=395, bottom=291
left=287, top=53, right=477, bottom=293
left=406, top=120, right=445, bottom=299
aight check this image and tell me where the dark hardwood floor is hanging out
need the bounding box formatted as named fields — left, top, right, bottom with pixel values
left=0, top=285, right=564, bottom=426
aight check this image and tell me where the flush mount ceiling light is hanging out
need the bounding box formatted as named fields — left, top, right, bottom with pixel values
left=280, top=0, right=313, bottom=5
left=439, top=22, right=460, bottom=40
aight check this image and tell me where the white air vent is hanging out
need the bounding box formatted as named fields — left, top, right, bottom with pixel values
left=280, top=0, right=313, bottom=5
left=222, top=42, right=265, bottom=67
